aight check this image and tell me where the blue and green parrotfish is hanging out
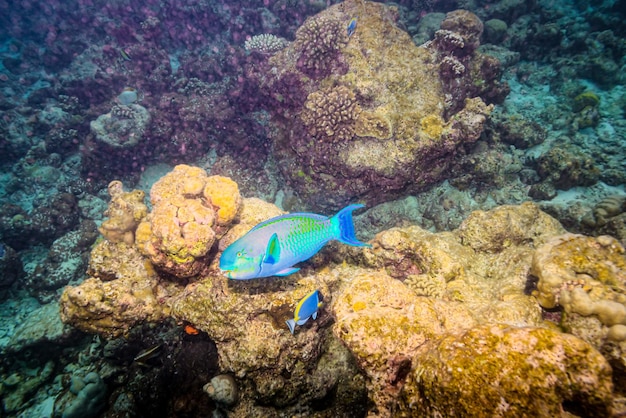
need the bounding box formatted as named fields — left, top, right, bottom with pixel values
left=219, top=204, right=370, bottom=280
left=286, top=290, right=323, bottom=334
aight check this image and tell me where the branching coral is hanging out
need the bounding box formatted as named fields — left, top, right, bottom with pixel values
left=300, top=85, right=361, bottom=143
left=244, top=34, right=289, bottom=55
left=294, top=15, right=347, bottom=78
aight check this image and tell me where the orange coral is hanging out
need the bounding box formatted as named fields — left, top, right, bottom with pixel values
left=135, top=165, right=241, bottom=278
left=203, top=176, right=242, bottom=231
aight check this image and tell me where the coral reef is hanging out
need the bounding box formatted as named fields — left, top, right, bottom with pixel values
left=57, top=165, right=625, bottom=415
left=2, top=0, right=626, bottom=415
left=257, top=1, right=504, bottom=210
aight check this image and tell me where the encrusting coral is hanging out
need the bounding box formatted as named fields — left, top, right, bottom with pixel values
left=532, top=233, right=626, bottom=388
left=98, top=180, right=148, bottom=245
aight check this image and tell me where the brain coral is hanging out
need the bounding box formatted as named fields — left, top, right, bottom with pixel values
left=135, top=165, right=241, bottom=278
left=262, top=1, right=499, bottom=210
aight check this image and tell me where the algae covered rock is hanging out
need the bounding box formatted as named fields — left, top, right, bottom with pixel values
left=532, top=233, right=626, bottom=390
left=400, top=325, right=613, bottom=417
left=457, top=201, right=565, bottom=253
left=260, top=1, right=499, bottom=210
left=332, top=269, right=444, bottom=413
left=97, top=180, right=148, bottom=246
left=59, top=241, right=166, bottom=338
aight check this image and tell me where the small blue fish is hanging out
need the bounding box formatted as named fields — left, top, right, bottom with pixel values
left=286, top=290, right=323, bottom=334
left=347, top=18, right=358, bottom=37
left=220, top=204, right=370, bottom=280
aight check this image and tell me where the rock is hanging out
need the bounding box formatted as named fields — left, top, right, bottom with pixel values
left=7, top=302, right=76, bottom=353
left=203, top=374, right=238, bottom=406
left=57, top=372, right=107, bottom=418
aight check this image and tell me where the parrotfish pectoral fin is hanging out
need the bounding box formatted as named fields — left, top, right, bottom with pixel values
left=333, top=204, right=372, bottom=247
left=264, top=233, right=281, bottom=264
left=274, top=267, right=300, bottom=276
left=286, top=319, right=296, bottom=334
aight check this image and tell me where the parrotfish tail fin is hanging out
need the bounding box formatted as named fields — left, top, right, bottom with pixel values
left=332, top=204, right=371, bottom=247
left=286, top=319, right=296, bottom=334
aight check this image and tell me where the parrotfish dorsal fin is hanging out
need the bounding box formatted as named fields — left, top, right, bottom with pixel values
left=264, top=233, right=280, bottom=264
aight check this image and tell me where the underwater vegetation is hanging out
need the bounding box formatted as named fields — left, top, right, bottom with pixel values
left=1, top=0, right=626, bottom=416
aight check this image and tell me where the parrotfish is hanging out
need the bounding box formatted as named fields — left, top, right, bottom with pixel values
left=286, top=290, right=323, bottom=334
left=347, top=18, right=358, bottom=37
left=220, top=204, right=370, bottom=280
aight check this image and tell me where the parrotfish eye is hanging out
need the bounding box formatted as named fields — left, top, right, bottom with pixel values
left=237, top=250, right=244, bottom=257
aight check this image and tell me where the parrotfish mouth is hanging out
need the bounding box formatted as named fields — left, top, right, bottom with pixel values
left=220, top=269, right=233, bottom=278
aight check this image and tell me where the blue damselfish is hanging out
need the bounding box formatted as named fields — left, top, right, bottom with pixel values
left=219, top=204, right=370, bottom=280
left=286, top=290, right=323, bottom=334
